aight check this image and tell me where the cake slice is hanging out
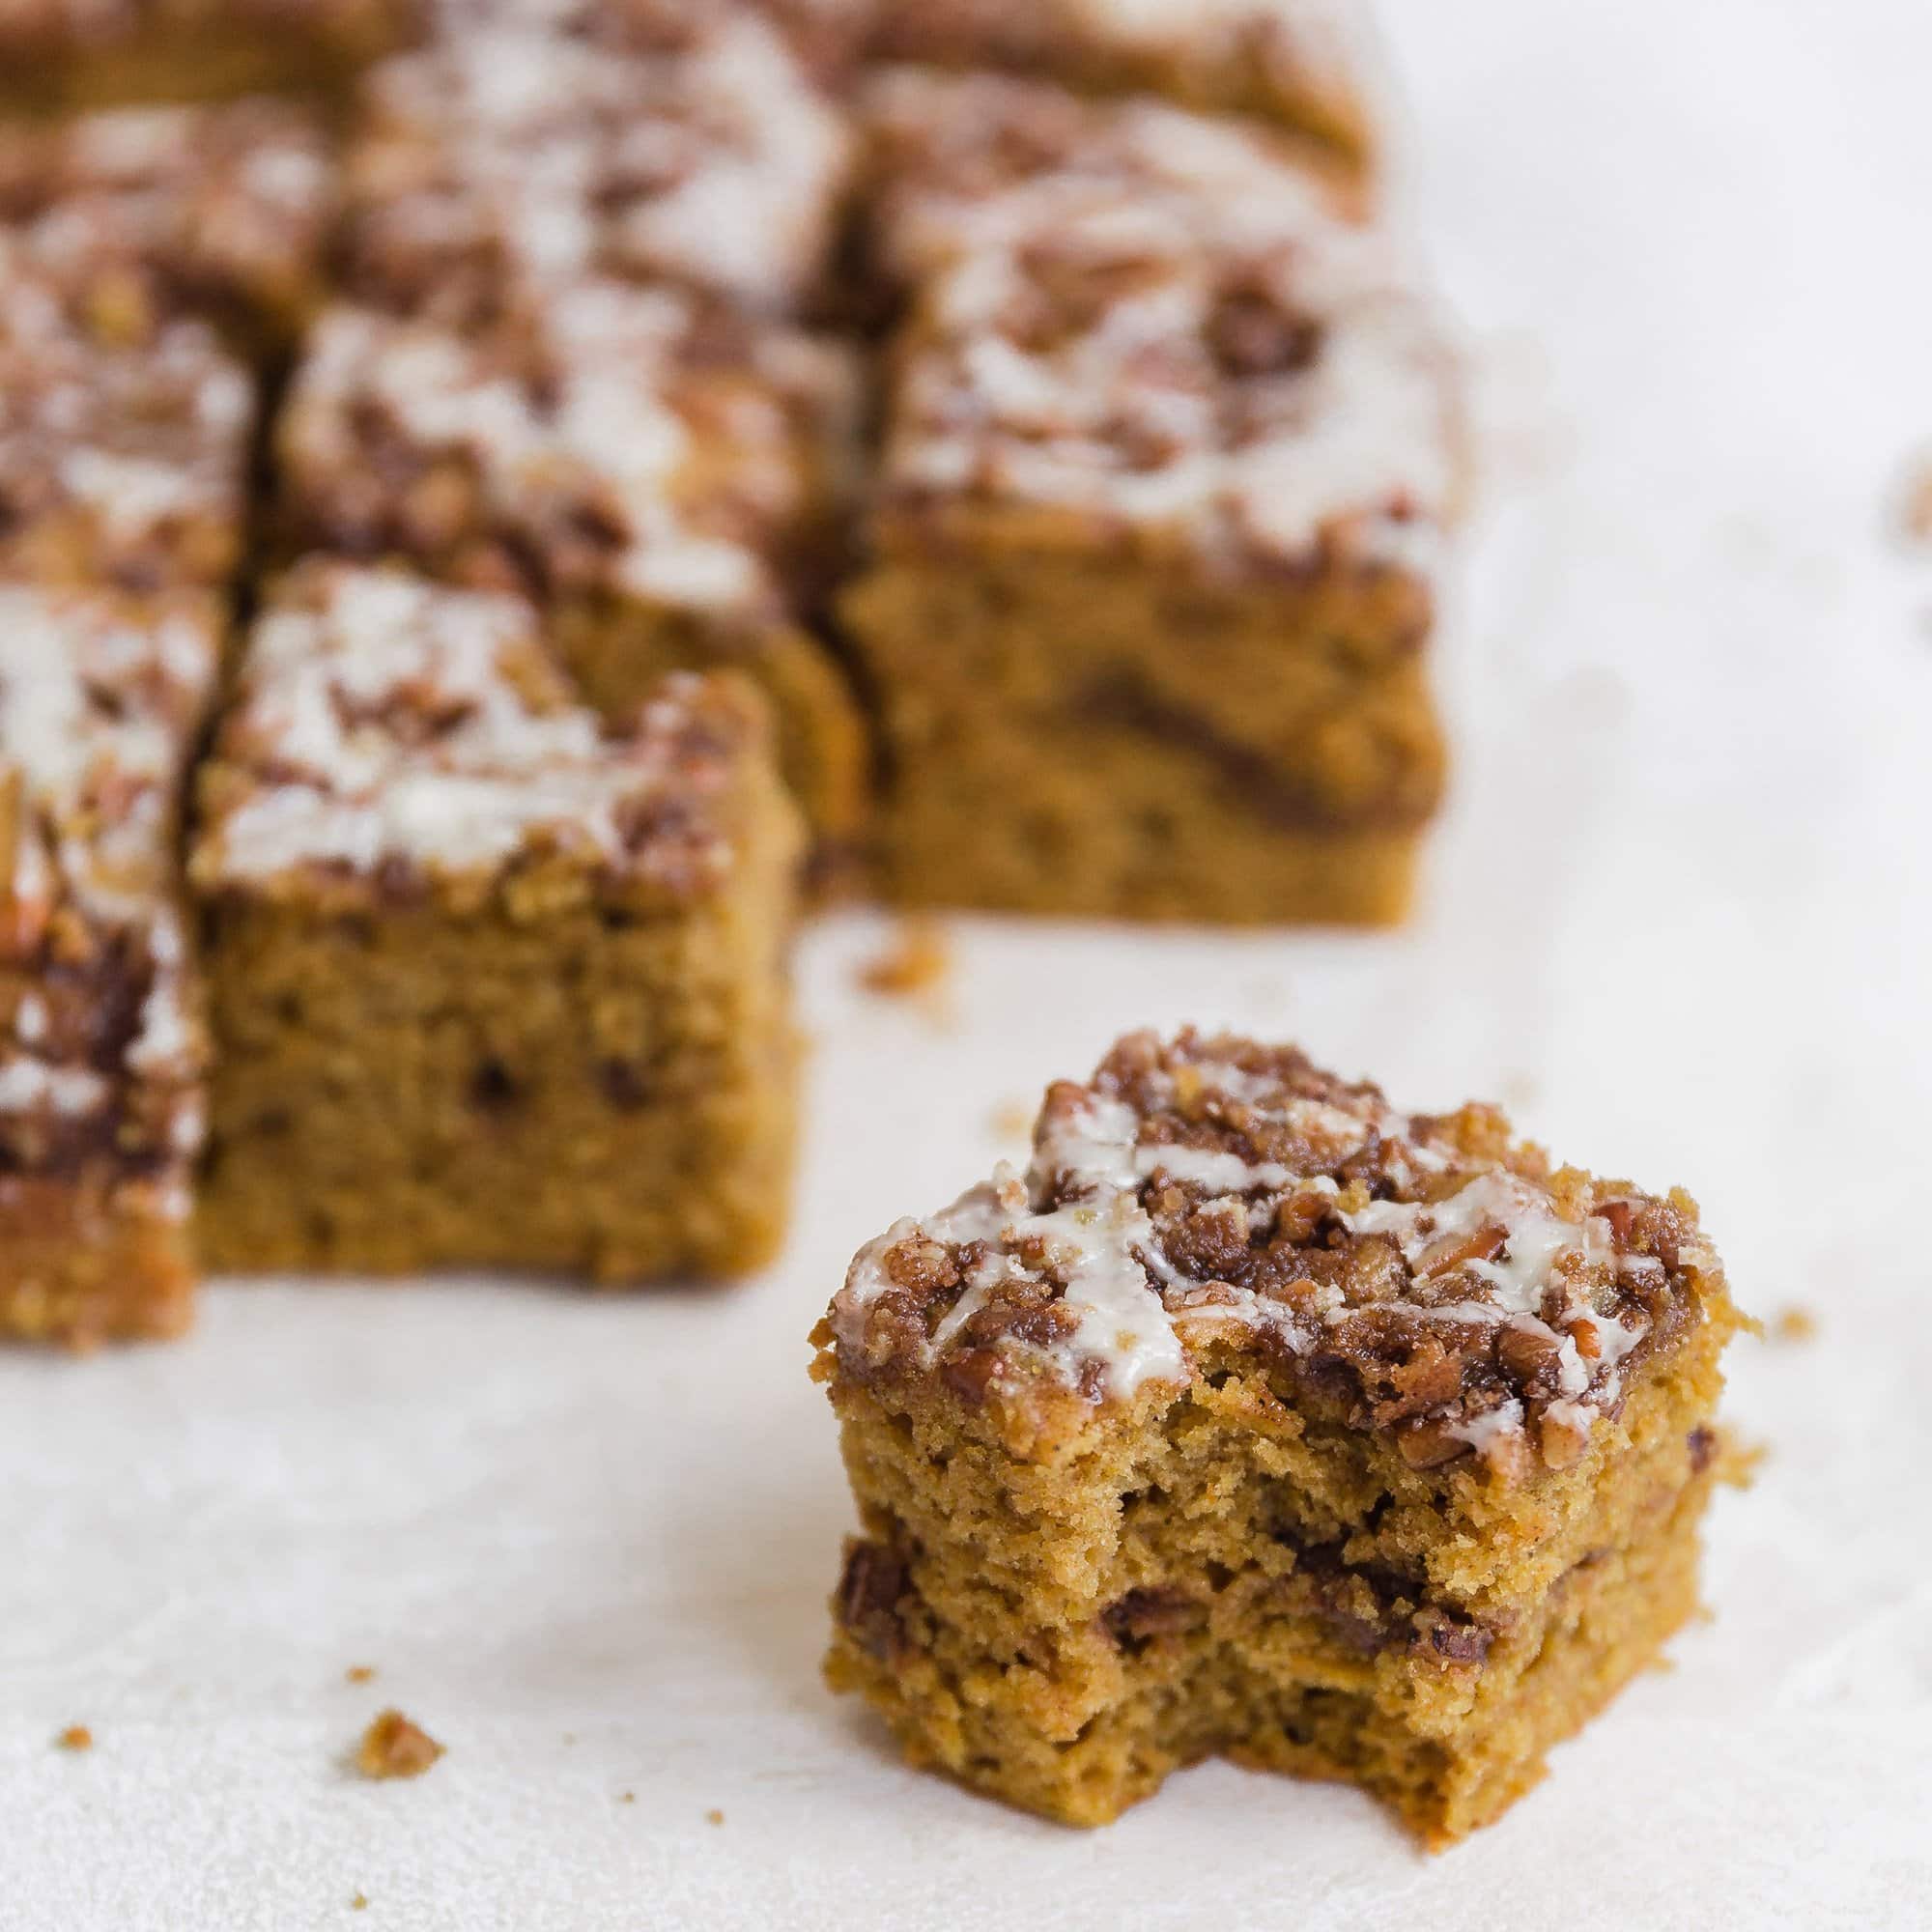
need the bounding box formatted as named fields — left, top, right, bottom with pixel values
left=845, top=73, right=1452, bottom=923
left=273, top=284, right=867, bottom=872
left=0, top=284, right=254, bottom=595
left=337, top=12, right=854, bottom=327
left=190, top=561, right=802, bottom=1280
left=0, top=589, right=222, bottom=1347
left=0, top=98, right=337, bottom=364
left=814, top=1029, right=1745, bottom=1841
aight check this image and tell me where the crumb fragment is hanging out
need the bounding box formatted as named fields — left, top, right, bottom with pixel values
left=705, top=1807, right=724, bottom=1826
left=987, top=1097, right=1035, bottom=1143
left=351, top=1895, right=368, bottom=1913
left=345, top=1665, right=376, bottom=1685
left=618, top=1791, right=637, bottom=1804
left=1770, top=1305, right=1816, bottom=1344
left=55, top=1725, right=93, bottom=1752
left=857, top=917, right=952, bottom=1003
left=1714, top=1431, right=1769, bottom=1491
left=355, top=1709, right=444, bottom=1780
left=1897, top=451, right=1932, bottom=549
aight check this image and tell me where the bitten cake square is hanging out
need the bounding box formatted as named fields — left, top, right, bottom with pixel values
left=0, top=99, right=338, bottom=364
left=0, top=285, right=254, bottom=594
left=273, top=285, right=867, bottom=870
left=814, top=1030, right=1744, bottom=1843
left=336, top=12, right=854, bottom=327
left=1, top=589, right=221, bottom=1347
left=190, top=562, right=802, bottom=1281
left=0, top=0, right=423, bottom=116
left=861, top=0, right=1375, bottom=176
left=844, top=73, right=1452, bottom=923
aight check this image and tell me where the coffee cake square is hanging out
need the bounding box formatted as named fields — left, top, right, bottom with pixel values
left=338, top=12, right=854, bottom=326
left=0, top=99, right=337, bottom=363
left=0, top=286, right=254, bottom=597
left=190, top=561, right=802, bottom=1280
left=0, top=589, right=221, bottom=1346
left=815, top=1030, right=1744, bottom=1841
left=844, top=73, right=1452, bottom=923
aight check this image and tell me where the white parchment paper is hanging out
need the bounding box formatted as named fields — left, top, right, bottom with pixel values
left=4, top=1, right=1930, bottom=1924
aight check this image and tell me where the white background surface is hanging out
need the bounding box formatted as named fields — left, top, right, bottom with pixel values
left=5, top=3, right=1931, bottom=1925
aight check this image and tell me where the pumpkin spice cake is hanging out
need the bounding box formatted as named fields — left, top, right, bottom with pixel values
left=0, top=282, right=255, bottom=595
left=0, top=99, right=338, bottom=364
left=0, top=588, right=222, bottom=1346
left=336, top=12, right=855, bottom=327
left=272, top=283, right=867, bottom=868
left=814, top=1029, right=1744, bottom=1842
left=190, top=561, right=802, bottom=1280
left=844, top=74, right=1452, bottom=923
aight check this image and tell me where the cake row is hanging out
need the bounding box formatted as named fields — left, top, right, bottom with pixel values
left=0, top=1, right=1456, bottom=923
left=0, top=0, right=1454, bottom=1340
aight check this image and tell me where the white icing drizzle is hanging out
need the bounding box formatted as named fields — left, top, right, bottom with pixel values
left=285, top=287, right=843, bottom=623
left=355, top=14, right=851, bottom=317
left=193, top=565, right=730, bottom=886
left=834, top=1047, right=1676, bottom=1467
left=867, top=71, right=1449, bottom=573
left=0, top=591, right=213, bottom=1149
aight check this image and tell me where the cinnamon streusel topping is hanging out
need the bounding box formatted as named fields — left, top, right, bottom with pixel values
left=831, top=1030, right=1727, bottom=1475
left=341, top=12, right=852, bottom=323
left=865, top=70, right=1450, bottom=579
left=0, top=588, right=219, bottom=1201
left=192, top=562, right=761, bottom=900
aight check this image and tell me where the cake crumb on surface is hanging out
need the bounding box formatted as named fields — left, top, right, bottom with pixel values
left=706, top=1807, right=725, bottom=1826
left=1771, top=1305, right=1817, bottom=1343
left=344, top=1665, right=376, bottom=1685
left=1896, top=451, right=1932, bottom=548
left=351, top=1895, right=368, bottom=1913
left=55, top=1725, right=92, bottom=1752
left=1714, top=1431, right=1769, bottom=1491
left=856, top=917, right=952, bottom=1002
left=618, top=1791, right=636, bottom=1804
left=987, top=1097, right=1036, bottom=1142
left=355, top=1709, right=443, bottom=1780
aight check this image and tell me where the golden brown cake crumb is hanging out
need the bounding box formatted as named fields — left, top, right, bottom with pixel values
left=1771, top=1305, right=1817, bottom=1344
left=345, top=1665, right=376, bottom=1685
left=815, top=1029, right=1746, bottom=1843
left=705, top=1807, right=724, bottom=1826
left=857, top=917, right=952, bottom=1000
left=1896, top=452, right=1932, bottom=549
left=55, top=1724, right=93, bottom=1751
left=351, top=1894, right=368, bottom=1913
left=355, top=1709, right=443, bottom=1780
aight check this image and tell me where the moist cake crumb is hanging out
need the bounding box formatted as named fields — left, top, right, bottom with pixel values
left=355, top=1709, right=444, bottom=1779
left=55, top=1724, right=93, bottom=1751
left=345, top=1665, right=376, bottom=1685
left=856, top=917, right=952, bottom=1000
left=1771, top=1305, right=1817, bottom=1344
